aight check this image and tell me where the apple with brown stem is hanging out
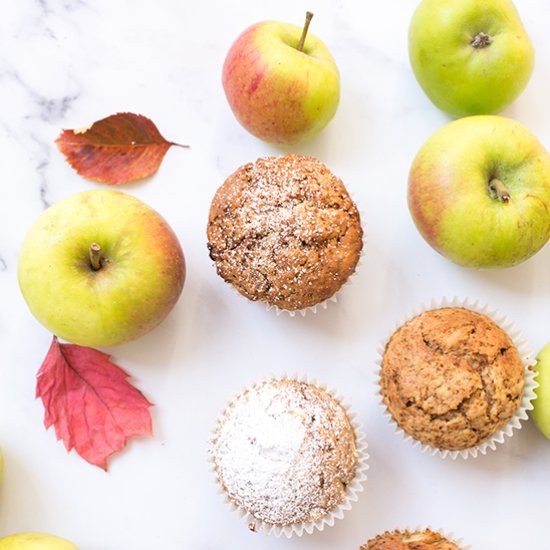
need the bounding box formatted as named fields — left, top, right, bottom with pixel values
left=222, top=12, right=340, bottom=146
left=18, top=190, right=185, bottom=347
left=408, top=115, right=550, bottom=268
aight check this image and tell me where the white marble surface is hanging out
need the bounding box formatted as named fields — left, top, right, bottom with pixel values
left=1, top=1, right=549, bottom=548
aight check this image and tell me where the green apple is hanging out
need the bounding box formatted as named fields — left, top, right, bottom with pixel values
left=222, top=12, right=339, bottom=145
left=18, top=190, right=185, bottom=347
left=0, top=533, right=78, bottom=550
left=532, top=343, right=550, bottom=440
left=408, top=115, right=550, bottom=268
left=409, top=0, right=534, bottom=117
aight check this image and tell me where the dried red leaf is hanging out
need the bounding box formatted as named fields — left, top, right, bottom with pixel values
left=36, top=336, right=153, bottom=470
left=55, top=112, right=187, bottom=184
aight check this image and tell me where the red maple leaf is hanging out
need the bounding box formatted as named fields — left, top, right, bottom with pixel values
left=55, top=112, right=188, bottom=185
left=36, top=337, right=153, bottom=470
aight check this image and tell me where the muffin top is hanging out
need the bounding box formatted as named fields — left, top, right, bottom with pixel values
left=380, top=307, right=525, bottom=450
left=361, top=529, right=461, bottom=549
left=207, top=155, right=362, bottom=311
left=210, top=379, right=358, bottom=526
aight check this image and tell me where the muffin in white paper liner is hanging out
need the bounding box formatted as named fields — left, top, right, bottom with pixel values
left=209, top=374, right=369, bottom=537
left=269, top=204, right=367, bottom=318
left=268, top=249, right=363, bottom=317
left=360, top=526, right=470, bottom=549
left=207, top=154, right=364, bottom=319
left=376, top=296, right=537, bottom=459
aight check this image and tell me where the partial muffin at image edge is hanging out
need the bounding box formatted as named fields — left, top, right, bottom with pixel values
left=209, top=377, right=368, bottom=536
left=380, top=306, right=526, bottom=453
left=360, top=528, right=463, bottom=549
left=207, top=155, right=363, bottom=312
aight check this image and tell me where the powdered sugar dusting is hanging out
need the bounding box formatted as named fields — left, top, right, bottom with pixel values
left=211, top=379, right=358, bottom=526
left=207, top=155, right=363, bottom=311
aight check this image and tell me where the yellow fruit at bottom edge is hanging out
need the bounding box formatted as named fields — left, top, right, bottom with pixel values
left=0, top=533, right=78, bottom=550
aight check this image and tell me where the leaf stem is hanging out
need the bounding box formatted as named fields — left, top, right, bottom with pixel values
left=90, top=243, right=102, bottom=270
left=297, top=11, right=314, bottom=52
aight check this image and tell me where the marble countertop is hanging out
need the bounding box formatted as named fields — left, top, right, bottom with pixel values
left=1, top=1, right=549, bottom=548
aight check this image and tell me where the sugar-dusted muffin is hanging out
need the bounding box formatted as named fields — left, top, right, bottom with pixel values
left=361, top=529, right=462, bottom=549
left=380, top=307, right=525, bottom=451
left=210, top=378, right=367, bottom=535
left=207, top=155, right=362, bottom=312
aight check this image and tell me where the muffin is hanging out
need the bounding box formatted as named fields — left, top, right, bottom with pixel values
left=380, top=306, right=526, bottom=452
left=361, top=529, right=462, bottom=549
left=207, top=155, right=363, bottom=312
left=210, top=378, right=368, bottom=536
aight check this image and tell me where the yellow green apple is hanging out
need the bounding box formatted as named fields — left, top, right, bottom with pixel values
left=0, top=533, right=78, bottom=550
left=18, top=190, right=185, bottom=347
left=222, top=12, right=339, bottom=145
left=408, top=116, right=550, bottom=268
left=409, top=0, right=534, bottom=117
left=532, top=343, right=550, bottom=440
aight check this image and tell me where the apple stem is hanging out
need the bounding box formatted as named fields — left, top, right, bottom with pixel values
left=488, top=179, right=511, bottom=203
left=90, top=243, right=102, bottom=270
left=471, top=32, right=492, bottom=49
left=297, top=11, right=314, bottom=52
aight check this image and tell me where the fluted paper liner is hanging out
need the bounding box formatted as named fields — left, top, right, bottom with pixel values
left=362, top=526, right=470, bottom=549
left=376, top=296, right=537, bottom=459
left=209, top=373, right=369, bottom=537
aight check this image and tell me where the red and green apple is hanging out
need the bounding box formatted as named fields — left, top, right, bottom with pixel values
left=18, top=190, right=185, bottom=347
left=408, top=116, right=550, bottom=268
left=222, top=12, right=340, bottom=146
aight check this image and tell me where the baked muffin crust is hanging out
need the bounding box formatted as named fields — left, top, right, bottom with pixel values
left=207, top=155, right=362, bottom=311
left=211, top=379, right=358, bottom=526
left=381, top=307, right=525, bottom=450
left=361, top=529, right=461, bottom=549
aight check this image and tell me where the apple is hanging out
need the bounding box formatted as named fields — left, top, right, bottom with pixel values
left=408, top=116, right=550, bottom=268
left=532, top=343, right=550, bottom=440
left=222, top=12, right=340, bottom=145
left=409, top=0, right=534, bottom=117
left=18, top=190, right=185, bottom=347
left=0, top=533, right=78, bottom=550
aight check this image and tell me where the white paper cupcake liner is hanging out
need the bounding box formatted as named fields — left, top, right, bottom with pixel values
left=267, top=202, right=367, bottom=317
left=266, top=290, right=339, bottom=317
left=376, top=296, right=537, bottom=459
left=362, top=526, right=470, bottom=549
left=208, top=373, right=369, bottom=537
